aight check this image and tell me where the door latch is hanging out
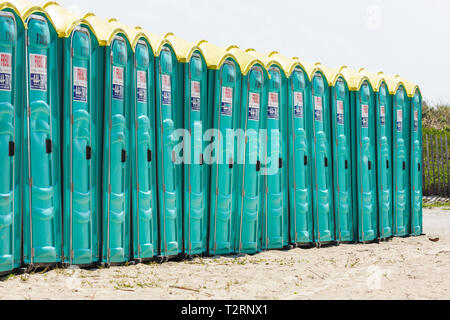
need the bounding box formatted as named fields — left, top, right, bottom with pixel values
left=256, top=160, right=261, bottom=172
left=86, top=145, right=92, bottom=160
left=279, top=158, right=283, bottom=169
left=147, top=149, right=152, bottom=162
left=324, top=157, right=328, bottom=168
left=8, top=141, right=15, bottom=157
left=46, top=139, right=52, bottom=154
left=304, top=155, right=308, bottom=166
left=121, top=149, right=127, bottom=163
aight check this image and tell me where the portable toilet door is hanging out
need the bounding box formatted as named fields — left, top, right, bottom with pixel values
left=306, top=63, right=335, bottom=248
left=198, top=41, right=241, bottom=256
left=387, top=76, right=410, bottom=237
left=164, top=34, right=209, bottom=257
left=246, top=49, right=289, bottom=251
left=43, top=2, right=101, bottom=267
left=367, top=71, right=393, bottom=240
left=0, top=3, right=25, bottom=276
left=85, top=14, right=133, bottom=265
left=227, top=45, right=269, bottom=254
left=325, top=66, right=355, bottom=244
left=285, top=56, right=314, bottom=247
left=406, top=81, right=423, bottom=236
left=125, top=27, right=158, bottom=263
left=14, top=0, right=62, bottom=267
left=154, top=35, right=183, bottom=260
left=106, top=23, right=159, bottom=263
left=343, top=67, right=378, bottom=243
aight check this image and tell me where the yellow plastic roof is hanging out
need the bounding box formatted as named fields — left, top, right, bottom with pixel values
left=197, top=40, right=239, bottom=70
left=364, top=70, right=388, bottom=92
left=402, top=78, right=422, bottom=98
left=42, top=2, right=96, bottom=38
left=385, top=74, right=406, bottom=95
left=9, top=0, right=54, bottom=25
left=83, top=13, right=130, bottom=46
left=266, top=51, right=308, bottom=78
left=245, top=48, right=285, bottom=77
left=338, top=66, right=372, bottom=91
left=302, top=62, right=330, bottom=84
left=318, top=64, right=344, bottom=87
left=0, top=1, right=25, bottom=25
left=226, top=45, right=267, bottom=76
left=125, top=26, right=158, bottom=53
left=163, top=32, right=205, bottom=63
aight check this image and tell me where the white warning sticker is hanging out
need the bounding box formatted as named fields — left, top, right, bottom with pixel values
left=361, top=104, right=369, bottom=128
left=0, top=52, right=12, bottom=91
left=380, top=105, right=386, bottom=126
left=397, top=109, right=403, bottom=132
left=112, top=66, right=124, bottom=100
left=314, top=96, right=323, bottom=122
left=73, top=67, right=88, bottom=102
left=161, top=74, right=171, bottom=106
left=414, top=110, right=419, bottom=131
left=248, top=92, right=260, bottom=121
left=337, top=100, right=344, bottom=125
left=29, top=54, right=47, bottom=91
left=221, top=86, right=233, bottom=116
left=268, top=92, right=279, bottom=119
left=190, top=80, right=201, bottom=111
left=137, top=70, right=147, bottom=103
left=294, top=92, right=303, bottom=118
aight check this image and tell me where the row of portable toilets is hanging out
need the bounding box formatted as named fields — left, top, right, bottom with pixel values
left=0, top=0, right=423, bottom=276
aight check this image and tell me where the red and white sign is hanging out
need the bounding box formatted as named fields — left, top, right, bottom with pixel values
left=191, top=81, right=200, bottom=98
left=380, top=105, right=386, bottom=118
left=314, top=96, right=322, bottom=110
left=337, top=100, right=344, bottom=114
left=269, top=92, right=279, bottom=108
left=113, top=66, right=124, bottom=86
left=30, top=54, right=47, bottom=74
left=222, top=87, right=233, bottom=104
left=249, top=92, right=260, bottom=108
left=397, top=109, right=403, bottom=122
left=162, top=74, right=171, bottom=91
left=74, top=67, right=87, bottom=87
left=137, top=70, right=147, bottom=89
left=294, top=92, right=303, bottom=107
left=0, top=53, right=12, bottom=72
left=362, top=104, right=369, bottom=118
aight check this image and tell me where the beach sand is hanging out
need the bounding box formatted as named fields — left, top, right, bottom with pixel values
left=1, top=208, right=449, bottom=300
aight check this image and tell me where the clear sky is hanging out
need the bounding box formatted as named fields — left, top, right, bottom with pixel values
left=58, top=0, right=450, bottom=105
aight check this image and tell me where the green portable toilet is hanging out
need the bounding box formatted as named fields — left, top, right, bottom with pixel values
left=405, top=80, right=423, bottom=237
left=304, top=63, right=336, bottom=248
left=226, top=45, right=269, bottom=254
left=341, top=66, right=378, bottom=243
left=111, top=24, right=159, bottom=263
left=0, top=1, right=25, bottom=276
left=197, top=40, right=241, bottom=256
left=13, top=0, right=62, bottom=268
left=245, top=48, right=289, bottom=251
left=153, top=33, right=183, bottom=261
left=323, top=65, right=355, bottom=244
left=386, top=75, right=410, bottom=237
left=85, top=14, right=133, bottom=265
left=276, top=55, right=314, bottom=247
left=165, top=34, right=209, bottom=257
left=43, top=2, right=101, bottom=267
left=366, top=70, right=393, bottom=240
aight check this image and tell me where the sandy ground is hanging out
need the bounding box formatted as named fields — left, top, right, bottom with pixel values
left=1, top=208, right=449, bottom=300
